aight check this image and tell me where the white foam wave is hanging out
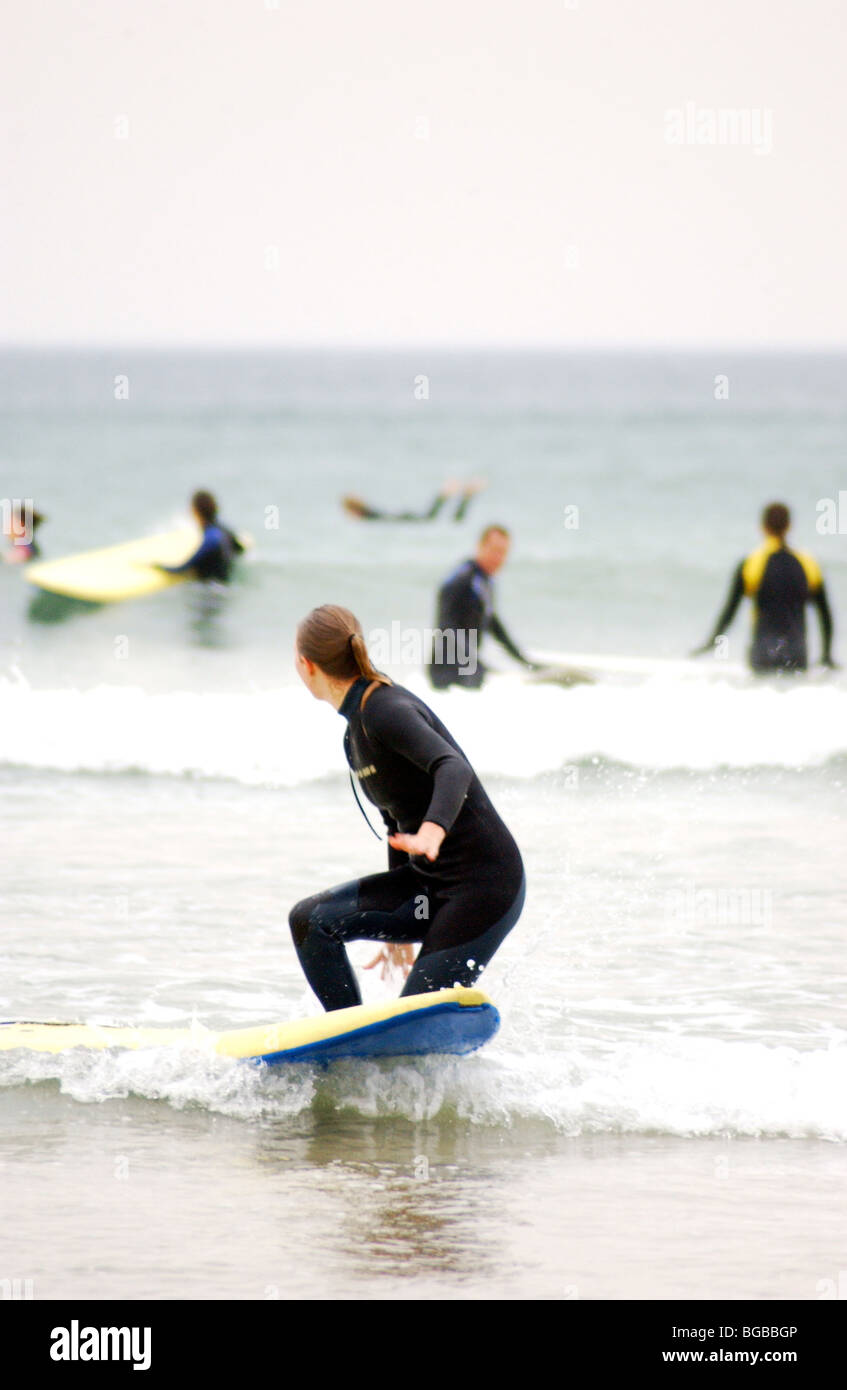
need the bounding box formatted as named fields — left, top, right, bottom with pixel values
left=2, top=670, right=847, bottom=783
left=2, top=1031, right=845, bottom=1139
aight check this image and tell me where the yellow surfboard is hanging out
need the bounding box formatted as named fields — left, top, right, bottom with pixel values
left=23, top=528, right=249, bottom=604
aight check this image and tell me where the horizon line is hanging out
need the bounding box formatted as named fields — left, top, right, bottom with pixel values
left=1, top=340, right=847, bottom=354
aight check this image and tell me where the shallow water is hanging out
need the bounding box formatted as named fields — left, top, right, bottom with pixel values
left=2, top=350, right=845, bottom=1299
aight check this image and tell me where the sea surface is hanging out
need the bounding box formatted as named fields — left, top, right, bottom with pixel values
left=1, top=349, right=846, bottom=1300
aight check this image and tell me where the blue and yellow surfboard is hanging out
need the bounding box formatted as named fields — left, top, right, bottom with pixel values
left=0, top=987, right=499, bottom=1066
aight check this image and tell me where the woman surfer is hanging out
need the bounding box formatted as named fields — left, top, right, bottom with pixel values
left=289, top=605, right=525, bottom=1010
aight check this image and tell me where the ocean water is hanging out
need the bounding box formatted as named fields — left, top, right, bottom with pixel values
left=1, top=349, right=846, bottom=1300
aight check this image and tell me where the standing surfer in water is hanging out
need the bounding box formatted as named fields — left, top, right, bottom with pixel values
left=289, top=605, right=526, bottom=1010
left=692, top=502, right=837, bottom=673
left=154, top=490, right=244, bottom=584
left=427, top=524, right=536, bottom=689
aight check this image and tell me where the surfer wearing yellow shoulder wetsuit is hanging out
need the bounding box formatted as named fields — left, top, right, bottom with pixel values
left=693, top=502, right=837, bottom=673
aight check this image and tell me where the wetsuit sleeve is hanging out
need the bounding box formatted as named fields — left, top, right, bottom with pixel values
left=488, top=613, right=531, bottom=665
left=223, top=526, right=245, bottom=556
left=705, top=562, right=745, bottom=643
left=365, top=699, right=473, bottom=834
left=158, top=535, right=216, bottom=574
left=812, top=583, right=834, bottom=662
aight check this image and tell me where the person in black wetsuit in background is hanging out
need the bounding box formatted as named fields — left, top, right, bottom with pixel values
left=341, top=478, right=485, bottom=522
left=426, top=524, right=536, bottom=690
left=289, top=604, right=525, bottom=1010
left=154, top=491, right=244, bottom=583
left=692, top=502, right=837, bottom=672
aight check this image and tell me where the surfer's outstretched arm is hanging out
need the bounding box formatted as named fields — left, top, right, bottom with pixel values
left=812, top=583, right=838, bottom=667
left=488, top=613, right=534, bottom=667
left=451, top=480, right=486, bottom=521
left=692, top=561, right=744, bottom=655
left=154, top=534, right=214, bottom=575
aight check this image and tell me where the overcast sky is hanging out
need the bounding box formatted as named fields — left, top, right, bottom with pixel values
left=3, top=0, right=846, bottom=347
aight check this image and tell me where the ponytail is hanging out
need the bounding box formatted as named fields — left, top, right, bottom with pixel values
left=348, top=630, right=391, bottom=706
left=297, top=605, right=391, bottom=705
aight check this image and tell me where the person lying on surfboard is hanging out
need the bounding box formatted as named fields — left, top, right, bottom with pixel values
left=341, top=478, right=485, bottom=522
left=153, top=491, right=244, bottom=583
left=289, top=604, right=526, bottom=1010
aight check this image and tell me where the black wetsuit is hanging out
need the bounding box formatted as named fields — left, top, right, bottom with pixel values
left=160, top=523, right=244, bottom=583
left=289, top=678, right=525, bottom=1011
left=426, top=558, right=531, bottom=689
left=705, top=538, right=834, bottom=672
left=354, top=493, right=472, bottom=522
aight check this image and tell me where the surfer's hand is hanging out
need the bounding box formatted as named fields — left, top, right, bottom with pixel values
left=364, top=943, right=416, bottom=980
left=388, top=821, right=445, bottom=862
